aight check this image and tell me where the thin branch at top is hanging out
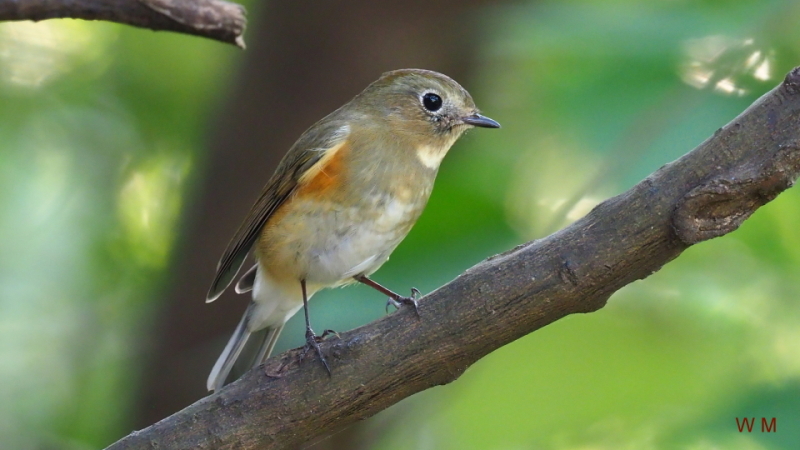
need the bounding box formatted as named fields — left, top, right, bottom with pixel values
left=0, top=0, right=247, bottom=48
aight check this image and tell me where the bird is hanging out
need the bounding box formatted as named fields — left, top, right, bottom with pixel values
left=205, top=68, right=500, bottom=391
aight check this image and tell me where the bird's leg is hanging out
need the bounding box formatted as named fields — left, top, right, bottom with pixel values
left=353, top=275, right=421, bottom=317
left=299, top=279, right=331, bottom=375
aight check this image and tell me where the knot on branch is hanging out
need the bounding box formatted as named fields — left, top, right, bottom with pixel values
left=783, top=66, right=800, bottom=95
left=672, top=142, right=800, bottom=244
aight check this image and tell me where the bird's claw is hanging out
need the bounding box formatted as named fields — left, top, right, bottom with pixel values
left=385, top=287, right=421, bottom=317
left=301, top=328, right=331, bottom=375
left=319, top=329, right=339, bottom=340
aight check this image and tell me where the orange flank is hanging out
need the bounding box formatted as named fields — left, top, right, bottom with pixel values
left=257, top=140, right=352, bottom=284
left=296, top=140, right=350, bottom=198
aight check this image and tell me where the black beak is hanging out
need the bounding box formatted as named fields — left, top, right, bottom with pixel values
left=461, top=113, right=501, bottom=128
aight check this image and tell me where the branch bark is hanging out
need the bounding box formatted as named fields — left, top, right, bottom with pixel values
left=106, top=67, right=800, bottom=449
left=0, top=0, right=246, bottom=48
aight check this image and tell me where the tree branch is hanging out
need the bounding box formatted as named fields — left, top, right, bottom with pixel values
left=0, top=0, right=246, bottom=48
left=106, top=67, right=800, bottom=449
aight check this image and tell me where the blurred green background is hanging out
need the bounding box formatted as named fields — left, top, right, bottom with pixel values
left=1, top=0, right=799, bottom=449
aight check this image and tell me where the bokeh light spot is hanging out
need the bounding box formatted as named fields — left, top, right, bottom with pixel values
left=679, top=35, right=774, bottom=97
left=0, top=20, right=116, bottom=89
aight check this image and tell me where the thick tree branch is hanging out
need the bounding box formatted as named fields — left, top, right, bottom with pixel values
left=106, top=68, right=800, bottom=449
left=0, top=0, right=246, bottom=48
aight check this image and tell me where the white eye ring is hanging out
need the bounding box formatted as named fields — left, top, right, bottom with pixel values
left=420, top=91, right=444, bottom=112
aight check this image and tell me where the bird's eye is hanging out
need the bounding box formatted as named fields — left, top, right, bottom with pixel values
left=421, top=92, right=443, bottom=112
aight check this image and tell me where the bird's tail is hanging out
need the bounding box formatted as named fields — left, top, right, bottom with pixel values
left=206, top=303, right=285, bottom=392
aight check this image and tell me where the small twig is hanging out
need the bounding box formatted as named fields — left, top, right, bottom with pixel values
left=0, top=0, right=247, bottom=48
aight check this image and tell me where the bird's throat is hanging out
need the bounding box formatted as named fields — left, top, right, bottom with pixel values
left=415, top=135, right=459, bottom=169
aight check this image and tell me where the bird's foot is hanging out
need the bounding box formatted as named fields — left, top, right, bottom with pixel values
left=385, top=287, right=421, bottom=317
left=301, top=327, right=331, bottom=375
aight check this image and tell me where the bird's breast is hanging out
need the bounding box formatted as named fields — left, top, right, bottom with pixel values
left=257, top=180, right=433, bottom=287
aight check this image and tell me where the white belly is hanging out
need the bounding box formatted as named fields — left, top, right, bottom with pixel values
left=248, top=195, right=413, bottom=329
left=303, top=195, right=421, bottom=285
left=252, top=189, right=429, bottom=331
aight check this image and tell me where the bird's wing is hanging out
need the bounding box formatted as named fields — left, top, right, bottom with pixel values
left=205, top=122, right=351, bottom=302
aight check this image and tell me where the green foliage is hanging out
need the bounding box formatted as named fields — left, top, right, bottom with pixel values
left=0, top=19, right=240, bottom=449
